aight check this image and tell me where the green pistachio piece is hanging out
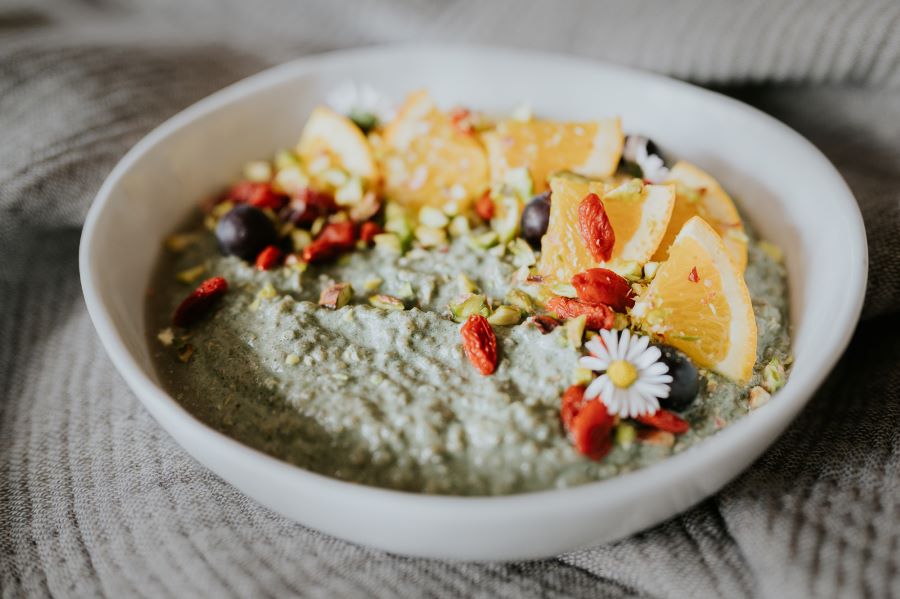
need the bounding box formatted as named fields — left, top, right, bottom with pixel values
left=369, top=294, right=405, bottom=311
left=572, top=367, right=594, bottom=386
left=243, top=160, right=273, bottom=182
left=487, top=305, right=522, bottom=326
left=763, top=357, right=786, bottom=393
left=418, top=206, right=450, bottom=229
left=448, top=294, right=491, bottom=322
left=176, top=264, right=206, bottom=284
left=414, top=225, right=448, bottom=248
left=466, top=230, right=500, bottom=250
left=456, top=273, right=478, bottom=294
left=614, top=423, right=637, bottom=449
left=604, top=178, right=644, bottom=202
left=508, top=238, right=536, bottom=267
left=373, top=232, right=403, bottom=254
left=505, top=288, right=534, bottom=314
left=318, top=283, right=353, bottom=310
left=566, top=315, right=588, bottom=348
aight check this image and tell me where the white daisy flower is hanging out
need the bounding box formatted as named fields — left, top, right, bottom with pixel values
left=579, top=329, right=673, bottom=418
left=623, top=136, right=669, bottom=183
left=326, top=81, right=395, bottom=124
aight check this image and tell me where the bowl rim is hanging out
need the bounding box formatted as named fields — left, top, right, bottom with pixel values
left=79, top=43, right=867, bottom=515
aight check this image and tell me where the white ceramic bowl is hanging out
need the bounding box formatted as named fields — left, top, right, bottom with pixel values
left=80, top=44, right=867, bottom=561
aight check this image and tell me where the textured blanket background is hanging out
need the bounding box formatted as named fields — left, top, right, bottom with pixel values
left=2, top=1, right=899, bottom=597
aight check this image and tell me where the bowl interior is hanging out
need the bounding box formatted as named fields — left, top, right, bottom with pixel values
left=81, top=45, right=866, bottom=560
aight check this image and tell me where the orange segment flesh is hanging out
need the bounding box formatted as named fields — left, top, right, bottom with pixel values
left=482, top=118, right=623, bottom=192
left=538, top=175, right=675, bottom=282
left=296, top=106, right=377, bottom=181
left=380, top=90, right=488, bottom=211
left=652, top=161, right=747, bottom=272
left=637, top=216, right=756, bottom=383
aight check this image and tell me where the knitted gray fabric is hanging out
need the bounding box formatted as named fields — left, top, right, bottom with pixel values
left=2, top=1, right=899, bottom=597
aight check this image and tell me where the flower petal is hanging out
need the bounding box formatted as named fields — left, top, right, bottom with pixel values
left=579, top=356, right=609, bottom=372
left=634, top=345, right=662, bottom=369
left=584, top=375, right=605, bottom=400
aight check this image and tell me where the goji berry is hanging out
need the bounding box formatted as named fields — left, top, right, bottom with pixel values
left=545, top=296, right=615, bottom=330
left=688, top=266, right=699, bottom=283
left=528, top=315, right=560, bottom=334
left=284, top=188, right=336, bottom=225
left=560, top=385, right=587, bottom=431
left=571, top=268, right=635, bottom=312
left=172, top=277, right=228, bottom=327
left=636, top=409, right=690, bottom=434
left=460, top=314, right=498, bottom=375
left=475, top=191, right=495, bottom=221
left=254, top=245, right=282, bottom=271
left=569, top=399, right=615, bottom=460
left=359, top=221, right=383, bottom=245
left=578, top=193, right=615, bottom=262
left=228, top=181, right=287, bottom=211
left=302, top=221, right=356, bottom=263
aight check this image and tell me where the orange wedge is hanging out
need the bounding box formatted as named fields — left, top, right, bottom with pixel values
left=636, top=216, right=756, bottom=383
left=296, top=106, right=377, bottom=181
left=652, top=161, right=748, bottom=272
left=482, top=118, right=623, bottom=192
left=380, top=90, right=488, bottom=211
left=538, top=175, right=675, bottom=282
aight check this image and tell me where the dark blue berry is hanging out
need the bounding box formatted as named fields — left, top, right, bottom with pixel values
left=656, top=345, right=700, bottom=412
left=215, top=204, right=277, bottom=261
left=520, top=191, right=551, bottom=248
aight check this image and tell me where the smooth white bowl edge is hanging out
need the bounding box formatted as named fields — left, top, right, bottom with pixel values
left=79, top=44, right=867, bottom=561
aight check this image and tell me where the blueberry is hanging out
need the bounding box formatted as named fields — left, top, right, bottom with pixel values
left=520, top=191, right=551, bottom=248
left=215, top=204, right=278, bottom=261
left=655, top=345, right=700, bottom=412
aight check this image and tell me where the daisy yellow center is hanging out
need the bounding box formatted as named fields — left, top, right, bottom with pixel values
left=607, top=360, right=638, bottom=388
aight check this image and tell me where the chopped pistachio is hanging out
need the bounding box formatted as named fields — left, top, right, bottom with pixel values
left=643, top=261, right=660, bottom=281
left=335, top=176, right=364, bottom=206
left=310, top=216, right=327, bottom=236
left=502, top=166, right=533, bottom=201
left=211, top=201, right=235, bottom=219
left=176, top=264, right=206, bottom=284
left=488, top=305, right=522, bottom=326
left=466, top=230, right=499, bottom=250
left=396, top=281, right=415, bottom=299
left=414, top=225, right=448, bottom=248
left=763, top=357, right=786, bottom=393
left=749, top=385, right=772, bottom=409
left=549, top=282, right=578, bottom=298
left=384, top=203, right=413, bottom=243
left=274, top=149, right=301, bottom=171
left=373, top=232, right=403, bottom=254
left=349, top=110, right=378, bottom=134
left=285, top=353, right=301, bottom=366
left=758, top=240, right=784, bottom=263
left=447, top=215, right=471, bottom=237
left=490, top=194, right=522, bottom=243
left=321, top=167, right=349, bottom=188
left=566, top=315, right=588, bottom=348
left=369, top=294, right=405, bottom=311
left=165, top=232, right=201, bottom=252
left=505, top=288, right=534, bottom=314
left=613, top=313, right=630, bottom=331
left=203, top=215, right=217, bottom=231
left=639, top=429, right=675, bottom=448
left=605, top=178, right=644, bottom=202
left=508, top=238, right=536, bottom=267
left=617, top=260, right=644, bottom=281
left=448, top=293, right=491, bottom=322
left=363, top=277, right=383, bottom=292
left=456, top=273, right=478, bottom=294
left=336, top=253, right=353, bottom=266
left=511, top=103, right=533, bottom=122
left=319, top=283, right=353, bottom=309
left=243, top=160, right=273, bottom=182
left=418, top=206, right=450, bottom=229
left=291, top=229, right=313, bottom=251
left=615, top=422, right=637, bottom=449
left=249, top=282, right=278, bottom=311
left=157, top=327, right=175, bottom=347
left=487, top=243, right=506, bottom=257
left=273, top=165, right=309, bottom=195
left=572, top=367, right=594, bottom=386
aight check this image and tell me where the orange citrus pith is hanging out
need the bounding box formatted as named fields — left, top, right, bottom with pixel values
left=538, top=175, right=674, bottom=282
left=297, top=106, right=377, bottom=181
left=652, top=161, right=747, bottom=272
left=482, top=118, right=623, bottom=192
left=639, top=216, right=757, bottom=383
left=381, top=90, right=488, bottom=211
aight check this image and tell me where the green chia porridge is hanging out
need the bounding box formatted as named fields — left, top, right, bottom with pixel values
left=147, top=90, right=792, bottom=496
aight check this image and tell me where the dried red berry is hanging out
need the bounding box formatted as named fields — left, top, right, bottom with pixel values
left=254, top=245, right=282, bottom=271
left=475, top=191, right=495, bottom=221
left=636, top=409, right=690, bottom=434
left=572, top=268, right=635, bottom=312
left=172, top=277, right=228, bottom=327
left=688, top=266, right=699, bottom=283
left=578, top=193, right=615, bottom=262
left=228, top=181, right=287, bottom=211
left=569, top=399, right=615, bottom=460
left=545, top=296, right=615, bottom=330
left=302, top=221, right=356, bottom=263
left=359, top=221, right=383, bottom=245
left=449, top=107, right=474, bottom=135
left=560, top=385, right=587, bottom=431
left=460, top=314, right=498, bottom=375
left=284, top=188, right=337, bottom=226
